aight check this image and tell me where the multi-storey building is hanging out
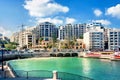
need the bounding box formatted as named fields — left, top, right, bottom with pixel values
left=11, top=27, right=35, bottom=48
left=86, top=22, right=104, bottom=32
left=59, top=23, right=86, bottom=40
left=84, top=22, right=105, bottom=51
left=107, top=29, right=120, bottom=51
left=10, top=32, right=19, bottom=43
left=20, top=27, right=35, bottom=48
left=84, top=31, right=104, bottom=51
left=58, top=39, right=85, bottom=50
left=35, top=22, right=58, bottom=41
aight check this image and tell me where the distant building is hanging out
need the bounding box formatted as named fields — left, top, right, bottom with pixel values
left=58, top=39, right=85, bottom=50
left=59, top=23, right=86, bottom=40
left=31, top=22, right=58, bottom=49
left=107, top=29, right=120, bottom=51
left=10, top=32, right=19, bottom=43
left=19, top=27, right=35, bottom=48
left=35, top=22, right=58, bottom=41
left=84, top=22, right=105, bottom=51
left=86, top=22, right=104, bottom=32
left=0, top=33, right=10, bottom=42
left=84, top=31, right=104, bottom=51
left=11, top=27, right=35, bottom=48
left=0, top=33, right=3, bottom=40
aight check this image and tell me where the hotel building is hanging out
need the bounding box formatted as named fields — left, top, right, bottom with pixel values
left=58, top=23, right=86, bottom=40
left=84, top=22, right=104, bottom=51
left=32, top=22, right=58, bottom=49
left=11, top=27, right=35, bottom=48
left=107, top=29, right=120, bottom=50
left=35, top=22, right=58, bottom=41
left=19, top=27, right=35, bottom=48
left=84, top=31, right=104, bottom=51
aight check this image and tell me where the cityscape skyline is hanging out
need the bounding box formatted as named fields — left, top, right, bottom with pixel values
left=0, top=0, right=120, bottom=37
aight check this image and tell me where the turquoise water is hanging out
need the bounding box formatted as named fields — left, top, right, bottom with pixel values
left=9, top=58, right=120, bottom=80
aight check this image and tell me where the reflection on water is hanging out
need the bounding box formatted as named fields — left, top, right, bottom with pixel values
left=9, top=58, right=120, bottom=80
left=81, top=58, right=91, bottom=76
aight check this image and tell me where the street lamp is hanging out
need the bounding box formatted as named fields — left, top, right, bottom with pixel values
left=1, top=43, right=5, bottom=71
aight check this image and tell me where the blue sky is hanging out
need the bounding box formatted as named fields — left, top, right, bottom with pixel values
left=0, top=0, right=120, bottom=37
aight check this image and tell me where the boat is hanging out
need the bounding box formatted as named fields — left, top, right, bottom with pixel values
left=85, top=53, right=100, bottom=58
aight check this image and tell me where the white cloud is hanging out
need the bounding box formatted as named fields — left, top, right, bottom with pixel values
left=106, top=4, right=120, bottom=19
left=0, top=26, right=12, bottom=37
left=23, top=0, right=77, bottom=25
left=65, top=17, right=76, bottom=24
left=92, top=19, right=111, bottom=26
left=94, top=9, right=102, bottom=17
left=36, top=17, right=63, bottom=25
left=24, top=0, right=69, bottom=17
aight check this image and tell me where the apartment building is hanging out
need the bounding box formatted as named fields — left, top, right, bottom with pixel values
left=84, top=22, right=104, bottom=51
left=58, top=39, right=85, bottom=50
left=20, top=27, right=35, bottom=48
left=59, top=23, right=86, bottom=40
left=10, top=32, right=19, bottom=43
left=11, top=27, right=35, bottom=48
left=107, top=29, right=120, bottom=51
left=35, top=22, right=58, bottom=41
left=84, top=31, right=104, bottom=51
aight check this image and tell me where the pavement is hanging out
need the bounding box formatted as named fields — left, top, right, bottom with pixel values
left=0, top=65, right=57, bottom=80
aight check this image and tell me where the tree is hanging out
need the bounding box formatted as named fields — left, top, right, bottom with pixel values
left=10, top=42, right=19, bottom=46
left=5, top=43, right=16, bottom=50
left=22, top=45, right=27, bottom=49
left=52, top=34, right=57, bottom=47
left=61, top=43, right=68, bottom=49
left=4, top=42, right=19, bottom=50
left=79, top=35, right=83, bottom=39
left=47, top=44, right=52, bottom=49
left=39, top=37, right=44, bottom=42
left=69, top=41, right=74, bottom=48
left=43, top=46, right=47, bottom=50
left=28, top=42, right=32, bottom=48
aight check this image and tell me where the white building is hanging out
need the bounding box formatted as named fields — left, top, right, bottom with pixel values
left=19, top=27, right=36, bottom=48
left=84, top=22, right=104, bottom=51
left=107, top=29, right=120, bottom=50
left=11, top=27, right=35, bottom=48
left=59, top=24, right=86, bottom=40
left=10, top=32, right=19, bottom=43
left=84, top=31, right=104, bottom=51
left=86, top=22, right=104, bottom=32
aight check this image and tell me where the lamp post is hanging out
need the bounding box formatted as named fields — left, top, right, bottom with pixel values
left=1, top=43, right=5, bottom=71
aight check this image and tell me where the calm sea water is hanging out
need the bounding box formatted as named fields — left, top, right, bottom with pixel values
left=9, top=58, right=120, bottom=80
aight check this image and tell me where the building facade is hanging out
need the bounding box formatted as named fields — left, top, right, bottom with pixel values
left=59, top=23, right=86, bottom=40
left=10, top=32, right=19, bottom=43
left=35, top=22, right=58, bottom=41
left=11, top=27, right=35, bottom=48
left=107, top=29, right=120, bottom=50
left=58, top=39, right=85, bottom=50
left=84, top=31, right=104, bottom=51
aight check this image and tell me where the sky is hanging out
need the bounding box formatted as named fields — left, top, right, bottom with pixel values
left=0, top=0, right=120, bottom=37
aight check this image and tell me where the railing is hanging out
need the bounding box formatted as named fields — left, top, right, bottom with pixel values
left=58, top=71, right=94, bottom=80
left=0, top=70, right=94, bottom=80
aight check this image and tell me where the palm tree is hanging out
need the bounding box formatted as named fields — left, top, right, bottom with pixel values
left=28, top=42, right=32, bottom=48
left=79, top=35, right=83, bottom=39
left=39, top=37, right=44, bottom=42
left=52, top=34, right=57, bottom=48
